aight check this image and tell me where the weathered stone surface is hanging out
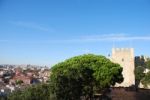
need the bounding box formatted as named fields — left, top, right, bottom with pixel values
left=111, top=48, right=135, bottom=87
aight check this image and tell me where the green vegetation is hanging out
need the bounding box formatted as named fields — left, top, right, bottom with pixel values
left=7, top=54, right=123, bottom=100
left=135, top=56, right=150, bottom=88
left=141, top=59, right=150, bottom=88
left=7, top=84, right=55, bottom=100
left=146, top=59, right=150, bottom=69
left=50, top=54, right=123, bottom=100
left=15, top=80, right=23, bottom=85
left=135, top=66, right=145, bottom=87
left=141, top=72, right=150, bottom=88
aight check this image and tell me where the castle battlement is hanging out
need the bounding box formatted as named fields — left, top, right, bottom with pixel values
left=112, top=48, right=134, bottom=58
left=112, top=48, right=134, bottom=52
left=111, top=48, right=135, bottom=87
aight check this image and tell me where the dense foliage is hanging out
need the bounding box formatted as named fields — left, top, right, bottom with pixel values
left=50, top=54, right=123, bottom=100
left=135, top=66, right=145, bottom=87
left=141, top=72, right=150, bottom=88
left=146, top=59, right=150, bottom=69
left=7, top=84, right=55, bottom=100
left=135, top=57, right=150, bottom=88
left=141, top=59, right=150, bottom=88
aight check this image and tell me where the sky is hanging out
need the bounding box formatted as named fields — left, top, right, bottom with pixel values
left=0, top=0, right=150, bottom=66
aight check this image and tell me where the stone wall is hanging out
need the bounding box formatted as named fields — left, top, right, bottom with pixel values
left=111, top=48, right=135, bottom=87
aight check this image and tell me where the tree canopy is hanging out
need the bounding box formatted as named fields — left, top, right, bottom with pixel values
left=7, top=84, right=55, bottom=100
left=135, top=66, right=145, bottom=88
left=146, top=59, right=150, bottom=69
left=50, top=54, right=123, bottom=100
left=141, top=72, right=150, bottom=88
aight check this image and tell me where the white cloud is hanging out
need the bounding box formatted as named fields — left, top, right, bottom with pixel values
left=9, top=21, right=52, bottom=32
left=1, top=33, right=150, bottom=44
left=47, top=33, right=150, bottom=43
left=80, top=34, right=150, bottom=42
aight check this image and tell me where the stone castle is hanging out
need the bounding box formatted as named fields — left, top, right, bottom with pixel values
left=111, top=48, right=135, bottom=87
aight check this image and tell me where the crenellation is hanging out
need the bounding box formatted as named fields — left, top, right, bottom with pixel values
left=113, top=48, right=134, bottom=52
left=111, top=48, right=135, bottom=87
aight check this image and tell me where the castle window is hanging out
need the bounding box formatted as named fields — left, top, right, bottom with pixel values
left=122, top=58, right=124, bottom=62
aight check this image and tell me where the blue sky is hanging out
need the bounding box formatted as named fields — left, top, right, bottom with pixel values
left=0, top=0, right=150, bottom=66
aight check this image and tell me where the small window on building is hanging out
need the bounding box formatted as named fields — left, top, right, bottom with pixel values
left=122, top=58, right=124, bottom=62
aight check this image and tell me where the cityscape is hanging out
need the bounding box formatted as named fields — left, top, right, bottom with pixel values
left=0, top=64, right=50, bottom=94
left=0, top=0, right=150, bottom=100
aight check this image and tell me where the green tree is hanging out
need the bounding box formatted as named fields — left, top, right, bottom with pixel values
left=50, top=54, right=123, bottom=100
left=146, top=59, right=150, bottom=69
left=134, top=66, right=145, bottom=88
left=141, top=71, right=150, bottom=88
left=7, top=83, right=55, bottom=100
left=140, top=59, right=150, bottom=88
left=134, top=56, right=147, bottom=89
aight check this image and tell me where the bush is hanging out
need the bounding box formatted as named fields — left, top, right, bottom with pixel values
left=7, top=84, right=55, bottom=100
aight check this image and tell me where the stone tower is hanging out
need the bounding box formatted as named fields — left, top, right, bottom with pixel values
left=111, top=48, right=135, bottom=87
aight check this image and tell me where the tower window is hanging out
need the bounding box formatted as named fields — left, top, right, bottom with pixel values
left=122, top=58, right=124, bottom=62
